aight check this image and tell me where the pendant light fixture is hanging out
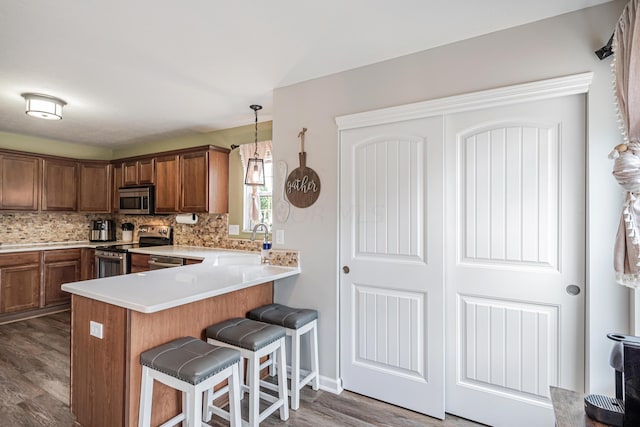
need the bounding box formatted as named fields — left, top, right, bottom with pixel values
left=22, top=93, right=66, bottom=120
left=244, top=104, right=266, bottom=186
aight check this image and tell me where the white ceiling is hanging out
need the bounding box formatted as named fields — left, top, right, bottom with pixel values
left=0, top=0, right=611, bottom=148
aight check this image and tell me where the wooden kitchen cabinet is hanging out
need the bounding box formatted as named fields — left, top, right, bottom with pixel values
left=0, top=252, right=41, bottom=314
left=124, top=159, right=154, bottom=186
left=81, top=248, right=96, bottom=280
left=154, top=155, right=180, bottom=213
left=42, top=158, right=77, bottom=211
left=0, top=153, right=40, bottom=211
left=130, top=253, right=151, bottom=273
left=184, top=258, right=203, bottom=265
left=43, top=249, right=81, bottom=306
left=78, top=162, right=111, bottom=213
left=112, top=163, right=123, bottom=212
left=179, top=148, right=229, bottom=213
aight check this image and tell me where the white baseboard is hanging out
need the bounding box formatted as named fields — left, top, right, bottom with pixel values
left=318, top=375, right=343, bottom=394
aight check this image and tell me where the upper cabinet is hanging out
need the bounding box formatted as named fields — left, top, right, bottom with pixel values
left=0, top=153, right=40, bottom=211
left=42, top=158, right=77, bottom=211
left=123, top=158, right=154, bottom=186
left=112, top=163, right=123, bottom=212
left=180, top=148, right=229, bottom=213
left=154, top=155, right=180, bottom=214
left=78, top=162, right=111, bottom=213
left=123, top=145, right=229, bottom=214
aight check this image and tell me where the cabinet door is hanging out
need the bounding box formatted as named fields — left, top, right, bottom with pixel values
left=130, top=253, right=150, bottom=273
left=112, top=164, right=123, bottom=212
left=184, top=258, right=203, bottom=265
left=81, top=248, right=96, bottom=280
left=44, top=249, right=81, bottom=306
left=180, top=152, right=208, bottom=212
left=0, top=262, right=41, bottom=313
left=138, top=159, right=155, bottom=184
left=123, top=161, right=138, bottom=186
left=155, top=155, right=180, bottom=213
left=42, top=159, right=77, bottom=211
left=206, top=149, right=229, bottom=214
left=0, top=154, right=40, bottom=210
left=78, top=163, right=111, bottom=213
left=44, top=260, right=79, bottom=306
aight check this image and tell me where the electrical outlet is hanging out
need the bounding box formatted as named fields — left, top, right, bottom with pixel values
left=229, top=224, right=240, bottom=235
left=276, top=229, right=285, bottom=245
left=90, top=321, right=103, bottom=339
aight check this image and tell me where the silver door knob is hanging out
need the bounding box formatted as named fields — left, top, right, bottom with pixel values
left=566, top=284, right=581, bottom=295
left=342, top=266, right=350, bottom=274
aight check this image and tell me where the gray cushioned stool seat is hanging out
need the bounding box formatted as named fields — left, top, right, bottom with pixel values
left=205, top=318, right=285, bottom=352
left=140, top=336, right=240, bottom=385
left=247, top=303, right=318, bottom=329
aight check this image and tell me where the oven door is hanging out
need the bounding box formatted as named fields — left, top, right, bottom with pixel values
left=95, top=251, right=129, bottom=278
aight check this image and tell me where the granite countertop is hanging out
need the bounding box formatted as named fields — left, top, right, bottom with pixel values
left=62, top=246, right=300, bottom=314
left=0, top=240, right=131, bottom=253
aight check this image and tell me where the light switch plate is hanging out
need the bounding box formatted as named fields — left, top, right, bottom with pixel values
left=276, top=229, right=285, bottom=245
left=229, top=224, right=240, bottom=235
left=90, top=321, right=103, bottom=339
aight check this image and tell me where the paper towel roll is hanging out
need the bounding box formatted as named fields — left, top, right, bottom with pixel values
left=176, top=213, right=198, bottom=224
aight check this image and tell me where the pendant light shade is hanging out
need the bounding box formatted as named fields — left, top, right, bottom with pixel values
left=244, top=104, right=266, bottom=186
left=22, top=93, right=66, bottom=120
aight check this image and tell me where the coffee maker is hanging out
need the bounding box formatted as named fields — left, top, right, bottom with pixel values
left=585, top=334, right=640, bottom=426
left=90, top=220, right=116, bottom=242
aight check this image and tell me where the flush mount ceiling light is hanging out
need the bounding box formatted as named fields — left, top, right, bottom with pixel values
left=244, top=104, right=266, bottom=186
left=21, top=93, right=66, bottom=120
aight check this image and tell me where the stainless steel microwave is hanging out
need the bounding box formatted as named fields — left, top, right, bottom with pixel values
left=118, top=185, right=154, bottom=215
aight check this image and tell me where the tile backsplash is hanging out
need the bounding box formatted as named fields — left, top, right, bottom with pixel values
left=0, top=212, right=299, bottom=267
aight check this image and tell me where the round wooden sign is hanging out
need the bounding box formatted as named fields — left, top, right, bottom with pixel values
left=286, top=152, right=321, bottom=208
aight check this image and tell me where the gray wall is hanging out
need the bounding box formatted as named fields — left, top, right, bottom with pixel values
left=272, top=0, right=628, bottom=395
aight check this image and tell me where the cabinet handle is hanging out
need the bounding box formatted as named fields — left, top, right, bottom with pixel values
left=342, top=266, right=350, bottom=274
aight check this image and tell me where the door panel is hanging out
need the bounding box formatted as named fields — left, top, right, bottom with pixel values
left=445, top=95, right=585, bottom=427
left=340, top=117, right=444, bottom=418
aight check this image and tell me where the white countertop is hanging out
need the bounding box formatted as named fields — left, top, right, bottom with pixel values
left=0, top=240, right=131, bottom=253
left=62, top=246, right=300, bottom=314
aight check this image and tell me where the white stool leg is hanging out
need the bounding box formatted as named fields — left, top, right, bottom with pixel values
left=188, top=384, right=202, bottom=427
left=310, top=321, right=320, bottom=390
left=182, top=389, right=189, bottom=427
left=269, top=349, right=277, bottom=376
left=229, top=363, right=242, bottom=427
left=139, top=366, right=154, bottom=427
left=248, top=353, right=260, bottom=427
left=291, top=330, right=301, bottom=410
left=277, top=337, right=290, bottom=420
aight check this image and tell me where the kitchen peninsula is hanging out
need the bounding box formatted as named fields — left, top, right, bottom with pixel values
left=62, top=248, right=300, bottom=427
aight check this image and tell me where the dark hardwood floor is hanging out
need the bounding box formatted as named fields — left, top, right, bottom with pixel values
left=0, top=311, right=483, bottom=426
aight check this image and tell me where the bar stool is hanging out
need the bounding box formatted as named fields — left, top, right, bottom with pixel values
left=138, top=336, right=241, bottom=427
left=247, top=303, right=319, bottom=410
left=205, top=318, right=289, bottom=427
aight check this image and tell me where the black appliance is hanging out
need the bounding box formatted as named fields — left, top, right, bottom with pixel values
left=584, top=333, right=640, bottom=426
left=118, top=185, right=154, bottom=215
left=94, top=225, right=173, bottom=278
left=90, top=219, right=116, bottom=242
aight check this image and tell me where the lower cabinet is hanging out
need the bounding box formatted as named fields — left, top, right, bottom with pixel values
left=130, top=253, right=151, bottom=273
left=43, top=249, right=81, bottom=306
left=81, top=248, right=96, bottom=280
left=0, top=252, right=41, bottom=314
left=184, top=258, right=203, bottom=265
left=0, top=247, right=94, bottom=322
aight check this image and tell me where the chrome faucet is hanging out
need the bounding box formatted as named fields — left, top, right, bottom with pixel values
left=250, top=223, right=270, bottom=244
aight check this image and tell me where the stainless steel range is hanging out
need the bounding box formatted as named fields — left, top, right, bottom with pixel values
left=94, top=225, right=173, bottom=278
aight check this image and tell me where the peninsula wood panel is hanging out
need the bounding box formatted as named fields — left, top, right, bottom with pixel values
left=69, top=281, right=273, bottom=426
left=71, top=296, right=126, bottom=427
left=126, top=282, right=273, bottom=426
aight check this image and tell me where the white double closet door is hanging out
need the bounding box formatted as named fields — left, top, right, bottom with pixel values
left=339, top=83, right=586, bottom=427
